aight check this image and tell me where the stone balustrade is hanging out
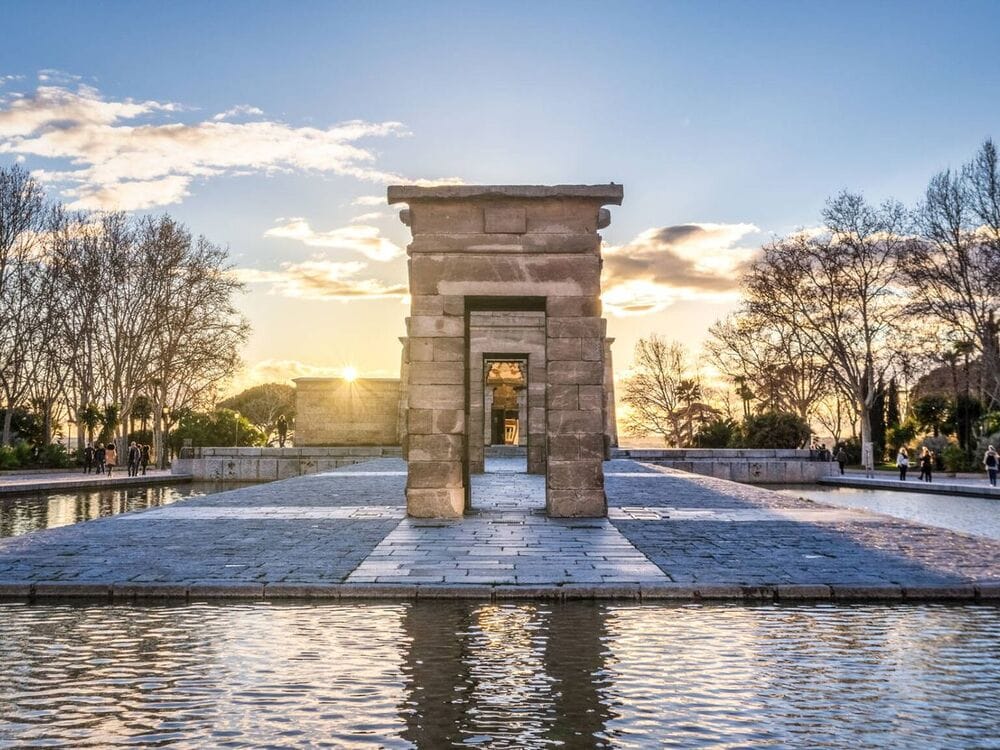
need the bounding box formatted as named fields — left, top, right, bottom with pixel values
left=612, top=448, right=837, bottom=484
left=172, top=446, right=403, bottom=482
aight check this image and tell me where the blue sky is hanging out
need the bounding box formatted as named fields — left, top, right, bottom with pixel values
left=2, top=1, right=999, bottom=388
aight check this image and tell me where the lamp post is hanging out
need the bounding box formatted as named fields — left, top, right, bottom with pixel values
left=160, top=406, right=171, bottom=470
left=234, top=411, right=240, bottom=448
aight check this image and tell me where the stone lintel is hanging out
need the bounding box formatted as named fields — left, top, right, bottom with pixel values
left=388, top=184, right=623, bottom=205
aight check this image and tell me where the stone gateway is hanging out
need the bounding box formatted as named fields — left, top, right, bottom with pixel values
left=389, top=184, right=623, bottom=518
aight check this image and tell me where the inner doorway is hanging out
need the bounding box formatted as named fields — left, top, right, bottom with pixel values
left=482, top=357, right=528, bottom=475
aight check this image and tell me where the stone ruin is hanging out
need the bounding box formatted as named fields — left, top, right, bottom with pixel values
left=390, top=184, right=622, bottom=518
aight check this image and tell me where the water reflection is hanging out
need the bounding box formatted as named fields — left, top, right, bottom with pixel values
left=0, top=483, right=242, bottom=539
left=1, top=602, right=999, bottom=748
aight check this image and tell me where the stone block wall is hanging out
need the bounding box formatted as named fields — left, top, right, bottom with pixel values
left=172, top=446, right=402, bottom=481
left=294, top=378, right=401, bottom=446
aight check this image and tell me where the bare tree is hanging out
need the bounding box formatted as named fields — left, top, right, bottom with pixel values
left=621, top=336, right=710, bottom=446
left=0, top=165, right=46, bottom=444
left=905, top=139, right=1000, bottom=407
left=706, top=310, right=829, bottom=420
left=744, top=193, right=907, bottom=449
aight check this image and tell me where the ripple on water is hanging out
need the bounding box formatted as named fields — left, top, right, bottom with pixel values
left=0, top=601, right=999, bottom=748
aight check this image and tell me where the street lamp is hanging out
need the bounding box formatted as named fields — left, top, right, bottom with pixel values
left=160, top=406, right=171, bottom=470
left=234, top=411, right=240, bottom=448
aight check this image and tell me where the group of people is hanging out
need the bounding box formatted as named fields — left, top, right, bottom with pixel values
left=82, top=441, right=151, bottom=477
left=894, top=447, right=937, bottom=482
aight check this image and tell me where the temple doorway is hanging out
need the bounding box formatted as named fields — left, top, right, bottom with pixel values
left=482, top=357, right=528, bottom=477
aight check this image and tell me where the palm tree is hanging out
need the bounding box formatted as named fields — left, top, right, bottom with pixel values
left=78, top=404, right=102, bottom=443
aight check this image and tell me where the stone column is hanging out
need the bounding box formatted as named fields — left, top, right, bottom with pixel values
left=403, top=292, right=466, bottom=517
left=545, top=297, right=607, bottom=517
left=603, top=335, right=618, bottom=452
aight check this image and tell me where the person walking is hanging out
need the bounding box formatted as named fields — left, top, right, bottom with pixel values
left=896, top=447, right=909, bottom=481
left=277, top=415, right=288, bottom=448
left=94, top=443, right=106, bottom=476
left=835, top=446, right=847, bottom=475
left=105, top=440, right=118, bottom=477
left=127, top=441, right=140, bottom=477
left=83, top=442, right=95, bottom=474
left=984, top=445, right=999, bottom=487
left=140, top=444, right=150, bottom=475
left=919, top=447, right=933, bottom=483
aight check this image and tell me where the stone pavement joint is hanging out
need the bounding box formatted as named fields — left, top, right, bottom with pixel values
left=1, top=457, right=999, bottom=601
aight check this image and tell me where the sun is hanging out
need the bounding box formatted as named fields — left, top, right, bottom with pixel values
left=342, top=365, right=358, bottom=382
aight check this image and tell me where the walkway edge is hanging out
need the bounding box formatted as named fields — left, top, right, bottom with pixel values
left=819, top=475, right=1000, bottom=499
left=0, top=473, right=193, bottom=495
left=1, top=581, right=998, bottom=603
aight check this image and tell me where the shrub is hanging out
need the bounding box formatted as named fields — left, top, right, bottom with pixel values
left=738, top=411, right=811, bottom=449
left=693, top=419, right=739, bottom=448
left=886, top=422, right=918, bottom=451
left=941, top=443, right=971, bottom=473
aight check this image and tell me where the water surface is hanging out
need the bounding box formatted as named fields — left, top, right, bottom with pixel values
left=0, top=482, right=245, bottom=539
left=1, top=601, right=998, bottom=748
left=773, top=484, right=1000, bottom=540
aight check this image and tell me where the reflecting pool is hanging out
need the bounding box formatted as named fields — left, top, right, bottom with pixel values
left=1, top=601, right=998, bottom=748
left=772, top=485, right=1000, bottom=540
left=0, top=483, right=244, bottom=539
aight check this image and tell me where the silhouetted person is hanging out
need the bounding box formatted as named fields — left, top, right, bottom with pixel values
left=83, top=443, right=95, bottom=474
left=835, top=446, right=847, bottom=475
left=919, top=447, right=933, bottom=483
left=277, top=415, right=288, bottom=448
left=984, top=445, right=998, bottom=487
left=896, top=447, right=909, bottom=481
left=105, top=441, right=118, bottom=477
left=127, top=441, right=141, bottom=477
left=94, top=443, right=106, bottom=476
left=140, top=444, right=150, bottom=475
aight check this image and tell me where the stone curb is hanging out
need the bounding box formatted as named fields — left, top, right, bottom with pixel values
left=0, top=473, right=192, bottom=496
left=2, top=580, right=1000, bottom=603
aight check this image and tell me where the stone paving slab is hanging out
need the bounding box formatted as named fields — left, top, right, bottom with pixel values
left=1, top=458, right=999, bottom=601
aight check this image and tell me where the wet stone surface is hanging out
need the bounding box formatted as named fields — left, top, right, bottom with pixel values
left=0, top=458, right=999, bottom=593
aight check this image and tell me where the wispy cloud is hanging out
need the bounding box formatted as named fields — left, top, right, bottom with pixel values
left=0, top=80, right=462, bottom=210
left=264, top=218, right=402, bottom=261
left=352, top=195, right=387, bottom=206
left=602, top=223, right=759, bottom=316
left=212, top=104, right=265, bottom=121
left=234, top=258, right=407, bottom=301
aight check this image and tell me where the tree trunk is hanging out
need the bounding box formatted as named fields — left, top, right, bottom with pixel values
left=2, top=406, right=11, bottom=446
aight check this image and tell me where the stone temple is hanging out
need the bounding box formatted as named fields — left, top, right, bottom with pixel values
left=294, top=184, right=622, bottom=519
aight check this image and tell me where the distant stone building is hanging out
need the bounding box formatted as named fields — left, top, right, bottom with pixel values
left=293, top=377, right=402, bottom=446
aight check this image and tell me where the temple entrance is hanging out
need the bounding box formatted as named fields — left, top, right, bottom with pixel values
left=392, top=183, right=622, bottom=518
left=481, top=357, right=529, bottom=480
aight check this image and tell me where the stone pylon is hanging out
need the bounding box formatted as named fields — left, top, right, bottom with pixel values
left=389, top=184, right=622, bottom=518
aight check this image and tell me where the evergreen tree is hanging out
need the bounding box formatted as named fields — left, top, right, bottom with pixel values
left=885, top=378, right=901, bottom=430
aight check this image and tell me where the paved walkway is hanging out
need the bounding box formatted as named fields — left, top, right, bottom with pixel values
left=1, top=458, right=999, bottom=601
left=0, top=468, right=185, bottom=495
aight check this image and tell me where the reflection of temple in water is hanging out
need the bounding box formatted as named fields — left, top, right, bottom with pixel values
left=399, top=601, right=612, bottom=747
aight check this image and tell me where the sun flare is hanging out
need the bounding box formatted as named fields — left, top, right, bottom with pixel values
left=342, top=365, right=358, bottom=382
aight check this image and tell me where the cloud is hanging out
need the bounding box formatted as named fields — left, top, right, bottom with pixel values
left=0, top=81, right=462, bottom=210
left=264, top=218, right=401, bottom=261
left=352, top=195, right=386, bottom=206
left=602, top=223, right=759, bottom=316
left=212, top=104, right=265, bottom=121
left=349, top=211, right=384, bottom=223
left=235, top=258, right=407, bottom=301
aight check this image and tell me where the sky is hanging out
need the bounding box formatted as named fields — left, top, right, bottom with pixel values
left=2, top=0, right=999, bottom=394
